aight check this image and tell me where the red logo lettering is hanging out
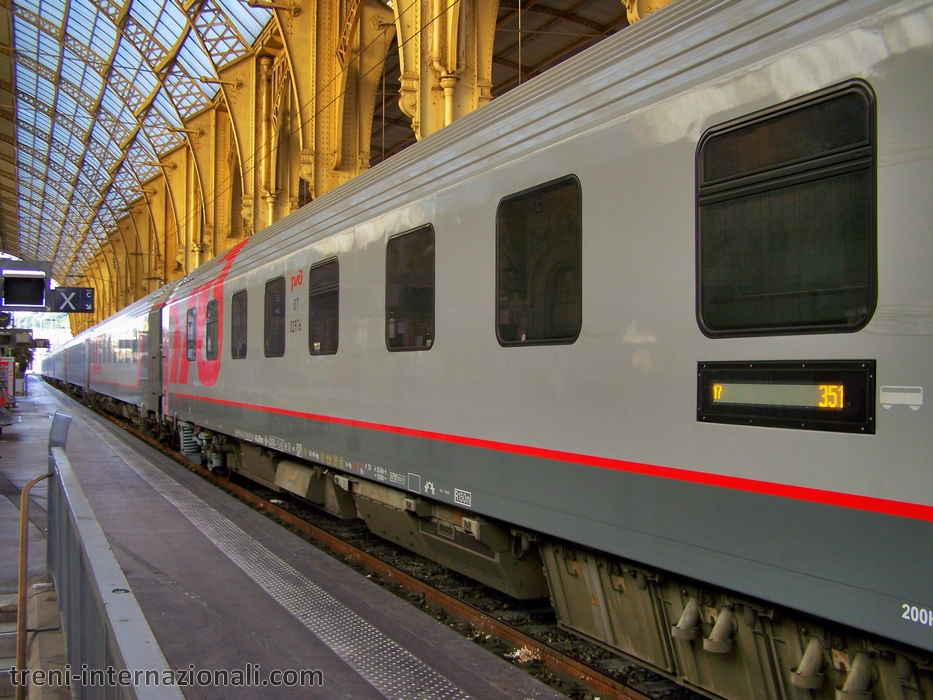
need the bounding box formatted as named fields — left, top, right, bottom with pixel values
left=169, top=239, right=250, bottom=388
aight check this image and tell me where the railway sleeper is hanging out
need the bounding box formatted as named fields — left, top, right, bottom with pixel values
left=539, top=541, right=933, bottom=700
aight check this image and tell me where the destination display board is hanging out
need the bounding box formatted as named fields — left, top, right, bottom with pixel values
left=697, top=360, right=876, bottom=433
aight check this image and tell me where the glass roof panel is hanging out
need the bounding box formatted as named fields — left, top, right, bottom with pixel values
left=50, top=119, right=73, bottom=142
left=114, top=39, right=157, bottom=106
left=47, top=190, right=70, bottom=207
left=59, top=54, right=87, bottom=88
left=218, top=0, right=271, bottom=41
left=97, top=109, right=131, bottom=144
left=177, top=35, right=215, bottom=79
left=87, top=10, right=118, bottom=58
left=17, top=0, right=40, bottom=13
left=35, top=0, right=65, bottom=25
left=65, top=130, right=87, bottom=158
left=151, top=87, right=182, bottom=126
left=64, top=2, right=95, bottom=42
left=9, top=0, right=275, bottom=283
left=52, top=89, right=79, bottom=121
left=151, top=1, right=188, bottom=49
left=64, top=48, right=106, bottom=100
left=123, top=11, right=169, bottom=66
left=35, top=47, right=60, bottom=76
left=64, top=112, right=94, bottom=140
left=35, top=76, right=57, bottom=105
left=112, top=167, right=138, bottom=193
left=143, top=110, right=181, bottom=154
left=90, top=136, right=118, bottom=173
left=17, top=151, right=37, bottom=172
left=99, top=84, right=131, bottom=124
left=13, top=63, right=37, bottom=98
left=31, top=111, right=51, bottom=133
left=46, top=147, right=73, bottom=173
left=130, top=0, right=161, bottom=29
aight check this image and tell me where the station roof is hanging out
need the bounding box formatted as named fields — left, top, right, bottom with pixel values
left=1, top=0, right=271, bottom=283
left=2, top=0, right=628, bottom=285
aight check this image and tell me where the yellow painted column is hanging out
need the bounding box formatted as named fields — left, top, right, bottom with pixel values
left=277, top=0, right=396, bottom=203
left=394, top=0, right=499, bottom=141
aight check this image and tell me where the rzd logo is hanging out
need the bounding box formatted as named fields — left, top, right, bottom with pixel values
left=168, top=239, right=249, bottom=387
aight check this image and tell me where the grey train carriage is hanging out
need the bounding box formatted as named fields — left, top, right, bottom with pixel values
left=41, top=1, right=933, bottom=699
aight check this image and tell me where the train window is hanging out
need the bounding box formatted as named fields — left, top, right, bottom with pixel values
left=205, top=299, right=219, bottom=361
left=697, top=81, right=876, bottom=336
left=231, top=290, right=247, bottom=359
left=496, top=176, right=582, bottom=345
left=264, top=277, right=286, bottom=357
left=117, top=333, right=126, bottom=363
left=309, top=259, right=338, bottom=355
left=186, top=308, right=197, bottom=362
left=386, top=225, right=435, bottom=351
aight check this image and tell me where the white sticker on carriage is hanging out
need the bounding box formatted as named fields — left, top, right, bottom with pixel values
left=880, top=386, right=923, bottom=410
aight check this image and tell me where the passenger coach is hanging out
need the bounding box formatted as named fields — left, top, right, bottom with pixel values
left=42, top=2, right=933, bottom=699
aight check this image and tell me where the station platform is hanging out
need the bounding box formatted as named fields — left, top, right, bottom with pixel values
left=1, top=375, right=565, bottom=700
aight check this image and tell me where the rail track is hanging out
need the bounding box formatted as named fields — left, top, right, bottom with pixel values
left=77, top=393, right=704, bottom=700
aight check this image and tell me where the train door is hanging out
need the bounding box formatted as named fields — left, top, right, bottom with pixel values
left=146, top=306, right=163, bottom=416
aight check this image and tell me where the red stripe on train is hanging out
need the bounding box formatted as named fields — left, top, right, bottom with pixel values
left=172, top=391, right=933, bottom=523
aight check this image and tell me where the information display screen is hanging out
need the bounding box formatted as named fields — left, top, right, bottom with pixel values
left=698, top=361, right=875, bottom=433
left=711, top=382, right=845, bottom=410
left=3, top=277, right=46, bottom=307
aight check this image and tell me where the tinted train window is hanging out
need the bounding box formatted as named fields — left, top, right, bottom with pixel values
left=186, top=308, right=196, bottom=361
left=496, top=176, right=582, bottom=345
left=697, top=82, right=876, bottom=336
left=205, top=300, right=219, bottom=360
left=264, top=277, right=286, bottom=357
left=231, top=290, right=247, bottom=359
left=386, top=226, right=434, bottom=351
left=309, top=259, right=338, bottom=355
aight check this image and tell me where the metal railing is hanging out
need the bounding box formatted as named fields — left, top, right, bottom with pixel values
left=46, top=412, right=182, bottom=700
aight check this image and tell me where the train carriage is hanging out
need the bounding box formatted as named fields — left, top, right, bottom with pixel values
left=42, top=1, right=933, bottom=698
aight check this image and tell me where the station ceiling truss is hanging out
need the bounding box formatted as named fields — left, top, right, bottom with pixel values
left=0, top=0, right=658, bottom=310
